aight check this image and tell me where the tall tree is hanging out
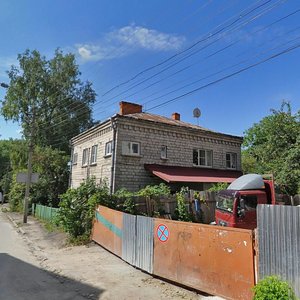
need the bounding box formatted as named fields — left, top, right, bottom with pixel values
left=243, top=101, right=300, bottom=194
left=0, top=49, right=96, bottom=152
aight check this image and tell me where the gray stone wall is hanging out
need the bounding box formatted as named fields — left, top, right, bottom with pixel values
left=70, top=116, right=242, bottom=192
left=70, top=122, right=113, bottom=188
left=114, top=118, right=242, bottom=192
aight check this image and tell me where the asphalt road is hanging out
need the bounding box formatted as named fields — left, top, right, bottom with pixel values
left=0, top=209, right=102, bottom=300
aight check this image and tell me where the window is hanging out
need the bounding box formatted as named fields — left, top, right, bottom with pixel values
left=226, top=153, right=237, bottom=169
left=122, top=141, right=140, bottom=156
left=193, top=149, right=212, bottom=167
left=105, top=141, right=112, bottom=156
left=161, top=145, right=167, bottom=159
left=72, top=153, right=78, bottom=165
left=240, top=195, right=258, bottom=211
left=90, top=145, right=98, bottom=164
left=82, top=148, right=89, bottom=166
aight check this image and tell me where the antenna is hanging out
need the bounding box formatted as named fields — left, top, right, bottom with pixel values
left=193, top=108, right=201, bottom=126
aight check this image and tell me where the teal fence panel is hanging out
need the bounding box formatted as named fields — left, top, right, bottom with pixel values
left=33, top=204, right=59, bottom=222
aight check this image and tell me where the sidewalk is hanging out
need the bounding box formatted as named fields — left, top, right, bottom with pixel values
left=3, top=207, right=224, bottom=300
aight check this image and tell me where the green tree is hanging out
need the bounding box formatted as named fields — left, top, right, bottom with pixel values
left=243, top=101, right=300, bottom=194
left=1, top=49, right=96, bottom=152
left=32, top=146, right=70, bottom=207
left=0, top=139, right=27, bottom=199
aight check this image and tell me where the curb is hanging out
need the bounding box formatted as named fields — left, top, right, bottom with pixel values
left=6, top=214, right=26, bottom=235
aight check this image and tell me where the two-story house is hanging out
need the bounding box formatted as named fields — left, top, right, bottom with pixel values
left=70, top=101, right=243, bottom=193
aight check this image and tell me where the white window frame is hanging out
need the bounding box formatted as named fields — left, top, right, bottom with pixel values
left=105, top=141, right=112, bottom=156
left=72, top=152, right=78, bottom=165
left=90, top=145, right=98, bottom=165
left=161, top=145, right=168, bottom=159
left=82, top=148, right=89, bottom=166
left=226, top=152, right=237, bottom=169
left=122, top=141, right=141, bottom=156
left=193, top=149, right=213, bottom=167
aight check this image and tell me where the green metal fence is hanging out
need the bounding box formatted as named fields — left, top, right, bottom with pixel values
left=32, top=203, right=59, bottom=222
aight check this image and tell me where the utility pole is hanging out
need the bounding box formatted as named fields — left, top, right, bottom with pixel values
left=23, top=101, right=36, bottom=224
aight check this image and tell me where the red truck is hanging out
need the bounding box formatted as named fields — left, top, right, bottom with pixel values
left=215, top=174, right=276, bottom=230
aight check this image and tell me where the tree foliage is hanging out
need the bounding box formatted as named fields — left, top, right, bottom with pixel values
left=31, top=146, right=70, bottom=207
left=1, top=49, right=96, bottom=152
left=243, top=101, right=300, bottom=194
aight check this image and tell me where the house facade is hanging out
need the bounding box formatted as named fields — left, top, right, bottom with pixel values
left=70, top=101, right=243, bottom=193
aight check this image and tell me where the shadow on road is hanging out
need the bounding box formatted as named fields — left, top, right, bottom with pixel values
left=0, top=253, right=104, bottom=300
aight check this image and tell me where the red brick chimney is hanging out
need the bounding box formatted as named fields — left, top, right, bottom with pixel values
left=171, top=112, right=180, bottom=121
left=119, top=101, right=142, bottom=115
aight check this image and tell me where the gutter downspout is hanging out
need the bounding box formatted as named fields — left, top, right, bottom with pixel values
left=69, top=142, right=73, bottom=188
left=110, top=117, right=117, bottom=195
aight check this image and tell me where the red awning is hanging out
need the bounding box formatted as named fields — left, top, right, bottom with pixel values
left=145, top=164, right=242, bottom=183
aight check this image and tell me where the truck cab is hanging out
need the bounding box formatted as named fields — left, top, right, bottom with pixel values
left=215, top=174, right=276, bottom=230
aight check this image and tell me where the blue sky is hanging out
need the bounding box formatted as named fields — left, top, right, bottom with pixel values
left=0, top=0, right=299, bottom=140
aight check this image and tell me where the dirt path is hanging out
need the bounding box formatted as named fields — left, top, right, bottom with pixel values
left=3, top=208, right=224, bottom=300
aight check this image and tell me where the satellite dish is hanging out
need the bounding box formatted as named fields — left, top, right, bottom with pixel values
left=193, top=108, right=201, bottom=118
left=193, top=108, right=201, bottom=125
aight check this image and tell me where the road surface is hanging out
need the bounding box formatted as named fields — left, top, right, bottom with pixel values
left=0, top=209, right=102, bottom=300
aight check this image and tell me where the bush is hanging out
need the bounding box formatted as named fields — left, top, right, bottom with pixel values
left=176, top=187, right=192, bottom=222
left=208, top=182, right=229, bottom=192
left=137, top=183, right=170, bottom=198
left=253, top=276, right=297, bottom=300
left=56, top=178, right=111, bottom=239
left=114, top=188, right=136, bottom=214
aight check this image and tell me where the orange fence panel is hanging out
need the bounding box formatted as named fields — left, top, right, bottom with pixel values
left=153, top=219, right=255, bottom=300
left=92, top=205, right=123, bottom=257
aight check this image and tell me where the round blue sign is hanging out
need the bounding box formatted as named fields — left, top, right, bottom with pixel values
left=157, top=224, right=169, bottom=242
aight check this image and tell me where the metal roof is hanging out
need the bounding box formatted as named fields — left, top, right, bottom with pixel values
left=145, top=164, right=242, bottom=183
left=120, top=113, right=243, bottom=140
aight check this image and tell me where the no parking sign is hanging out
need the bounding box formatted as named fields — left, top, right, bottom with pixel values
left=157, top=224, right=169, bottom=242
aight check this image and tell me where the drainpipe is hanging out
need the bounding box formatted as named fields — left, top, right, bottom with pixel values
left=110, top=117, right=117, bottom=195
left=68, top=142, right=73, bottom=188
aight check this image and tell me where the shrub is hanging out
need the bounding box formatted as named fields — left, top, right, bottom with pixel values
left=137, top=183, right=171, bottom=198
left=56, top=178, right=111, bottom=239
left=253, top=276, right=297, bottom=300
left=208, top=182, right=229, bottom=192
left=176, top=187, right=191, bottom=222
left=114, top=188, right=136, bottom=214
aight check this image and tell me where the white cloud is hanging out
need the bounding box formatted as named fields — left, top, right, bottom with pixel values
left=75, top=24, right=185, bottom=63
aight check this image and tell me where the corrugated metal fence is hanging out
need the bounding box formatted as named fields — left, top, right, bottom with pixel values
left=92, top=205, right=255, bottom=300
left=257, top=204, right=300, bottom=298
left=122, top=214, right=153, bottom=273
left=32, top=203, right=59, bottom=222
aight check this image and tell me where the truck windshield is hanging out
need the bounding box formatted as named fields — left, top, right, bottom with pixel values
left=216, top=195, right=234, bottom=213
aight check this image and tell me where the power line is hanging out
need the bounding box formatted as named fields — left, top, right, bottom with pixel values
left=35, top=0, right=291, bottom=137
left=145, top=43, right=300, bottom=111
left=46, top=32, right=300, bottom=149
left=99, top=0, right=285, bottom=103
left=101, top=0, right=275, bottom=97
